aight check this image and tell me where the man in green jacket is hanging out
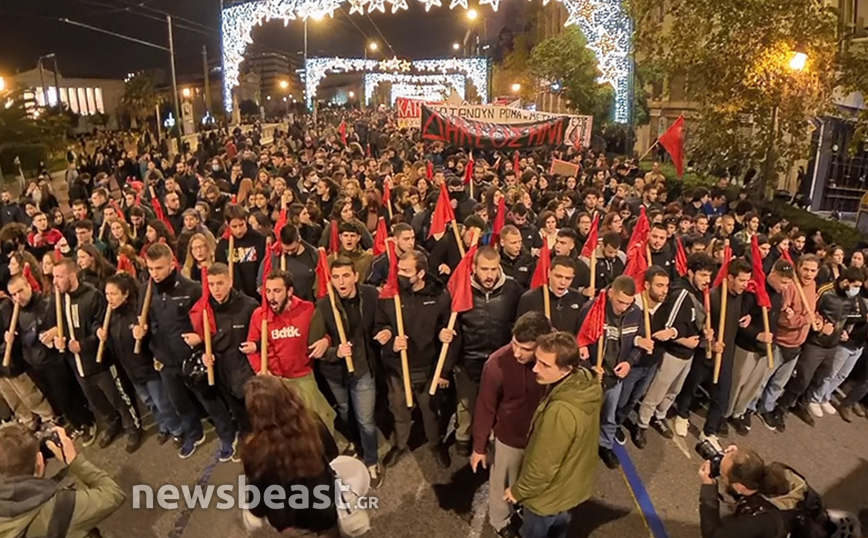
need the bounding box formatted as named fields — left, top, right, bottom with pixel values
left=505, top=331, right=603, bottom=538
left=0, top=424, right=124, bottom=538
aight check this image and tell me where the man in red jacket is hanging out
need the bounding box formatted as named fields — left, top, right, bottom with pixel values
left=471, top=311, right=553, bottom=538
left=244, top=270, right=335, bottom=431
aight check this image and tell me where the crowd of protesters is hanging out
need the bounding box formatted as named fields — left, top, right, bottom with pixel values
left=0, top=108, right=865, bottom=538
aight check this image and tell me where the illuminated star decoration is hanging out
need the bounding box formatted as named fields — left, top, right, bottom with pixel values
left=367, top=0, right=386, bottom=12
left=364, top=72, right=466, bottom=104
left=349, top=0, right=368, bottom=14
left=449, top=0, right=468, bottom=8
left=389, top=0, right=409, bottom=13
left=478, top=0, right=500, bottom=11
left=418, top=0, right=443, bottom=11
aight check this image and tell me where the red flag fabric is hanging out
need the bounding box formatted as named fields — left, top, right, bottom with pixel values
left=530, top=240, right=551, bottom=289
left=109, top=199, right=126, bottom=223
left=580, top=214, right=600, bottom=259
left=116, top=254, right=136, bottom=278
left=338, top=121, right=347, bottom=145
left=513, top=151, right=520, bottom=174
left=629, top=206, right=650, bottom=248
left=447, top=243, right=478, bottom=313
left=365, top=143, right=371, bottom=158
left=231, top=195, right=237, bottom=205
left=426, top=161, right=433, bottom=180
left=379, top=240, right=400, bottom=299
left=463, top=153, right=474, bottom=185
left=329, top=220, right=340, bottom=254
left=781, top=248, right=795, bottom=266
left=373, top=217, right=388, bottom=256
left=54, top=247, right=63, bottom=263
left=273, top=207, right=287, bottom=239
left=428, top=182, right=456, bottom=238
left=190, top=266, right=217, bottom=339
left=748, top=236, right=772, bottom=308
left=129, top=181, right=144, bottom=193
left=382, top=181, right=391, bottom=209
left=151, top=197, right=175, bottom=235
left=658, top=115, right=685, bottom=178
left=624, top=241, right=650, bottom=293
left=315, top=247, right=331, bottom=300
left=675, top=236, right=688, bottom=277
left=22, top=264, right=41, bottom=293
left=712, top=244, right=733, bottom=289
left=576, top=291, right=607, bottom=347
left=490, top=196, right=507, bottom=247
left=221, top=225, right=232, bottom=240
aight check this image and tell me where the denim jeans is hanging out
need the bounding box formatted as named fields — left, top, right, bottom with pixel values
left=752, top=345, right=799, bottom=414
left=615, top=364, right=657, bottom=426
left=520, top=509, right=571, bottom=538
left=598, top=382, right=624, bottom=449
left=135, top=378, right=184, bottom=438
left=811, top=346, right=864, bottom=404
left=325, top=372, right=378, bottom=466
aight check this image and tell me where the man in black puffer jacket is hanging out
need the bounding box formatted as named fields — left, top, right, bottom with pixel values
left=453, top=246, right=523, bottom=457
left=53, top=258, right=142, bottom=452
left=8, top=276, right=94, bottom=441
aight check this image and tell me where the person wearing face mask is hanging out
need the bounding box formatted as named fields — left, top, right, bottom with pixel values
left=498, top=225, right=536, bottom=290
left=775, top=267, right=865, bottom=427
left=0, top=425, right=124, bottom=538
left=366, top=223, right=428, bottom=288
left=447, top=177, right=478, bottom=225
left=517, top=257, right=585, bottom=333
left=375, top=250, right=454, bottom=469
left=451, top=247, right=523, bottom=459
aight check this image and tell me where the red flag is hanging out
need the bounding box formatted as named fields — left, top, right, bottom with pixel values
left=428, top=182, right=455, bottom=238
left=190, top=266, right=217, bottom=339
left=580, top=213, right=600, bottom=259
left=329, top=219, right=340, bottom=254
left=54, top=247, right=63, bottom=263
left=576, top=291, right=607, bottom=347
left=513, top=151, right=520, bottom=174
left=675, top=236, right=688, bottom=277
left=315, top=247, right=331, bottom=300
left=382, top=181, right=391, bottom=209
left=338, top=121, right=347, bottom=145
left=447, top=243, right=478, bottom=313
left=530, top=240, right=551, bottom=289
left=373, top=217, right=388, bottom=256
left=365, top=143, right=371, bottom=158
left=490, top=196, right=507, bottom=247
left=624, top=241, right=650, bottom=293
left=463, top=152, right=474, bottom=185
left=658, top=115, right=685, bottom=178
left=747, top=236, right=772, bottom=308
left=151, top=196, right=175, bottom=235
left=109, top=199, right=126, bottom=223
left=231, top=195, right=237, bottom=205
left=781, top=248, right=795, bottom=266
left=22, top=264, right=41, bottom=293
left=379, top=240, right=400, bottom=299
left=273, top=207, right=287, bottom=239
left=712, top=244, right=733, bottom=289
left=629, top=206, right=650, bottom=248
left=129, top=180, right=144, bottom=193
left=426, top=160, right=433, bottom=180
left=116, top=254, right=136, bottom=278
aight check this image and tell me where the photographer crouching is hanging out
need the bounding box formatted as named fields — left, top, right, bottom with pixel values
left=697, top=442, right=829, bottom=538
left=0, top=424, right=124, bottom=537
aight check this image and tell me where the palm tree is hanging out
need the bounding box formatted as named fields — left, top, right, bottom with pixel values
left=122, top=72, right=161, bottom=129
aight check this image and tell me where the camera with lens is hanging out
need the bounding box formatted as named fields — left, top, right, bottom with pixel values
left=695, top=440, right=724, bottom=478
left=35, top=424, right=62, bottom=460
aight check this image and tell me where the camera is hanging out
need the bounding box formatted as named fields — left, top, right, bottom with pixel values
left=695, top=440, right=724, bottom=478
left=35, top=424, right=62, bottom=460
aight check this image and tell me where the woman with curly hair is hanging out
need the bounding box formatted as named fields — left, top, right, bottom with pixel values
left=139, top=219, right=176, bottom=259
left=240, top=375, right=339, bottom=537
left=288, top=203, right=323, bottom=247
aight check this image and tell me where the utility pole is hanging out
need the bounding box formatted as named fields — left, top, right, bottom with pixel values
left=37, top=59, right=47, bottom=106
left=203, top=45, right=212, bottom=115
left=167, top=15, right=182, bottom=147
left=51, top=55, right=61, bottom=107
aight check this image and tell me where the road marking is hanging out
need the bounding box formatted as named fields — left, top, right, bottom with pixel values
left=466, top=480, right=489, bottom=538
left=613, top=444, right=671, bottom=538
left=671, top=435, right=693, bottom=459
left=168, top=453, right=220, bottom=538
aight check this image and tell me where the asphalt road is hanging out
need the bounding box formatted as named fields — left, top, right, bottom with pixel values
left=54, top=388, right=868, bottom=538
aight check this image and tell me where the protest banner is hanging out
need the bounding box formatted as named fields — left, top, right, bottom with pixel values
left=421, top=105, right=574, bottom=150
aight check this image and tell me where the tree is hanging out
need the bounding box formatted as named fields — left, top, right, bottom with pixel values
left=122, top=72, right=161, bottom=129
left=631, top=0, right=840, bottom=194
left=529, top=27, right=614, bottom=129
left=0, top=91, right=68, bottom=174
left=491, top=31, right=537, bottom=103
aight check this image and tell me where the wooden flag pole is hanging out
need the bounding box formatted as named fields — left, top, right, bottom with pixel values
left=429, top=311, right=458, bottom=396
left=386, top=198, right=394, bottom=221
left=2, top=303, right=21, bottom=367
left=637, top=140, right=659, bottom=162
left=595, top=331, right=605, bottom=382
left=96, top=308, right=111, bottom=363
left=64, top=293, right=84, bottom=378
left=228, top=235, right=236, bottom=284
left=203, top=310, right=215, bottom=386
left=761, top=307, right=774, bottom=369
left=260, top=318, right=269, bottom=375
left=641, top=291, right=652, bottom=343
left=450, top=220, right=466, bottom=259
left=326, top=281, right=354, bottom=373
left=704, top=288, right=713, bottom=360
left=55, top=286, right=64, bottom=351
left=394, top=293, right=413, bottom=408
left=134, top=280, right=153, bottom=354
left=589, top=249, right=597, bottom=296
left=794, top=279, right=815, bottom=327
left=646, top=244, right=653, bottom=267
left=714, top=280, right=727, bottom=384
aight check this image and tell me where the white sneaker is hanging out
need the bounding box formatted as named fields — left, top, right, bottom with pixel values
left=699, top=432, right=722, bottom=451
left=808, top=402, right=824, bottom=418
left=674, top=416, right=689, bottom=437
left=820, top=402, right=837, bottom=415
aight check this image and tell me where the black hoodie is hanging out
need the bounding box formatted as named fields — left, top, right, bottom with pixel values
left=216, top=229, right=266, bottom=301
left=210, top=289, right=258, bottom=399
left=107, top=301, right=159, bottom=385
left=58, top=282, right=107, bottom=378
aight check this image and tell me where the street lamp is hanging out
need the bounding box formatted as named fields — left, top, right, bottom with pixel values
left=466, top=8, right=478, bottom=20
left=279, top=80, right=289, bottom=90
left=511, top=83, right=521, bottom=93
left=369, top=42, right=378, bottom=52
left=0, top=77, right=5, bottom=93
left=453, top=42, right=460, bottom=51
left=181, top=87, right=191, bottom=98
left=789, top=51, right=808, bottom=71
left=348, top=90, right=355, bottom=99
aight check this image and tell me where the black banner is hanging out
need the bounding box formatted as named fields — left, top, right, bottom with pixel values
left=421, top=105, right=570, bottom=150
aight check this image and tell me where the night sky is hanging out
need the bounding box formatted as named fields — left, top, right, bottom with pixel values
left=0, top=0, right=508, bottom=80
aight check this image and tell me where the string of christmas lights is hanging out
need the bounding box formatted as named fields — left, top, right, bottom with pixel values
left=390, top=82, right=455, bottom=105
left=363, top=72, right=466, bottom=103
